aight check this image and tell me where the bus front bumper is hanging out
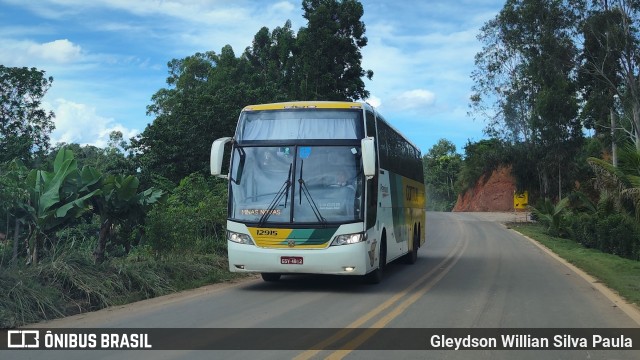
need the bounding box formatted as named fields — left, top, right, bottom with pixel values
left=227, top=241, right=372, bottom=275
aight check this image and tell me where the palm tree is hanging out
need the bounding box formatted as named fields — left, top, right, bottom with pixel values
left=531, top=197, right=570, bottom=236
left=587, top=144, right=640, bottom=220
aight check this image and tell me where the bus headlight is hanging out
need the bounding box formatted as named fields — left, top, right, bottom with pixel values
left=331, top=233, right=364, bottom=246
left=227, top=231, right=254, bottom=245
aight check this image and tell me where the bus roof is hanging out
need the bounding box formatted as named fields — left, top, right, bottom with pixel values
left=242, top=101, right=371, bottom=111
left=240, top=101, right=420, bottom=153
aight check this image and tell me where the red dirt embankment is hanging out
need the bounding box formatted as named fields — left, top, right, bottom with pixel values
left=453, top=166, right=516, bottom=212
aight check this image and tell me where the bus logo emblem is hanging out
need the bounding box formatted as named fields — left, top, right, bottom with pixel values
left=287, top=240, right=296, bottom=248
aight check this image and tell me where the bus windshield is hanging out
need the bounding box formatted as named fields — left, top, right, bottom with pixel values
left=229, top=145, right=363, bottom=224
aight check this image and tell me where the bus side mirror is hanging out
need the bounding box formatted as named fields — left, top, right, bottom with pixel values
left=210, top=137, right=233, bottom=178
left=361, top=137, right=376, bottom=179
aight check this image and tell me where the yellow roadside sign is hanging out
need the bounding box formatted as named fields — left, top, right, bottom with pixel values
left=514, top=191, right=528, bottom=210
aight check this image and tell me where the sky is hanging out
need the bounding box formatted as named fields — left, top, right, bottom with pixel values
left=0, top=0, right=505, bottom=154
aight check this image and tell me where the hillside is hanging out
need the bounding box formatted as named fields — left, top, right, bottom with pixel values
left=452, top=166, right=517, bottom=212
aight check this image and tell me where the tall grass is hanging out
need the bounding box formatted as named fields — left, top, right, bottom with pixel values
left=0, top=269, right=65, bottom=327
left=0, top=248, right=239, bottom=329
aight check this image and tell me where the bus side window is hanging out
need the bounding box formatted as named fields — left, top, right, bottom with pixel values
left=365, top=110, right=378, bottom=229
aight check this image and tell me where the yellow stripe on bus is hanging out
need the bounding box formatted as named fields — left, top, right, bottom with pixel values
left=243, top=101, right=363, bottom=111
left=247, top=227, right=330, bottom=249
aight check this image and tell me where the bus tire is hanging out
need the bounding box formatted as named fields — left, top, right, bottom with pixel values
left=403, top=229, right=419, bottom=265
left=364, top=239, right=386, bottom=284
left=261, top=273, right=281, bottom=282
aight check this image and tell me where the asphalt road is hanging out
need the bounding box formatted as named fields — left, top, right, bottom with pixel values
left=5, top=212, right=640, bottom=359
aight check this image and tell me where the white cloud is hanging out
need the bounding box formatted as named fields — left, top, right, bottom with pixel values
left=366, top=95, right=382, bottom=109
left=395, top=89, right=436, bottom=109
left=0, top=38, right=82, bottom=66
left=24, top=1, right=300, bottom=59
left=270, top=1, right=295, bottom=13
left=29, top=39, right=82, bottom=63
left=46, top=99, right=138, bottom=148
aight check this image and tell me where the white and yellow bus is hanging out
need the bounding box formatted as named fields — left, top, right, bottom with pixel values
left=210, top=101, right=425, bottom=283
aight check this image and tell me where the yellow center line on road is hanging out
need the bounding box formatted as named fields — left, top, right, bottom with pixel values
left=326, top=238, right=469, bottom=360
left=293, top=237, right=468, bottom=360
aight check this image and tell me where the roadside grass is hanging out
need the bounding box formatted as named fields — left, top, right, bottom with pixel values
left=0, top=251, right=246, bottom=329
left=509, top=223, right=640, bottom=306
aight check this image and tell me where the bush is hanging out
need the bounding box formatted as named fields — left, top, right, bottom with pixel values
left=606, top=214, right=639, bottom=258
left=566, top=211, right=640, bottom=260
left=53, top=217, right=100, bottom=254
left=531, top=197, right=570, bottom=237
left=145, top=173, right=227, bottom=255
left=567, top=212, right=597, bottom=248
left=456, top=139, right=507, bottom=193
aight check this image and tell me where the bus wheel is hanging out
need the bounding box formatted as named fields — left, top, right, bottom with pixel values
left=364, top=240, right=386, bottom=284
left=404, top=232, right=419, bottom=265
left=261, top=273, right=281, bottom=282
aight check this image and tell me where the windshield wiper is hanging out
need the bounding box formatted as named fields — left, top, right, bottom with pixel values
left=297, top=159, right=327, bottom=225
left=258, top=163, right=292, bottom=226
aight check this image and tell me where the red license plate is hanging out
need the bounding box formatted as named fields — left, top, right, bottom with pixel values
left=281, top=256, right=303, bottom=265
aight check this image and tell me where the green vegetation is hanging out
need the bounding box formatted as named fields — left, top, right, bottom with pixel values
left=422, top=139, right=462, bottom=211
left=130, top=0, right=372, bottom=184
left=145, top=173, right=228, bottom=255
left=426, top=1, right=640, bottom=311
left=0, top=250, right=239, bottom=328
left=455, top=139, right=507, bottom=193
left=510, top=223, right=640, bottom=306
left=0, top=65, right=55, bottom=165
left=530, top=197, right=571, bottom=237
left=0, top=0, right=372, bottom=328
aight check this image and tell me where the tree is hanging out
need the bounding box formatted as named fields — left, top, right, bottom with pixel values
left=456, top=139, right=507, bottom=193
left=0, top=66, right=55, bottom=164
left=296, top=0, right=373, bottom=101
left=423, top=139, right=462, bottom=211
left=132, top=0, right=373, bottom=183
left=131, top=48, right=260, bottom=184
left=470, top=0, right=583, bottom=199
left=579, top=1, right=640, bottom=151
left=0, top=159, right=30, bottom=262
left=244, top=21, right=298, bottom=101
left=578, top=7, right=624, bottom=134
left=48, top=135, right=135, bottom=177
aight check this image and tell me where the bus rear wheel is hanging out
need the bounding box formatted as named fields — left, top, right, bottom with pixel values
left=261, top=273, right=281, bottom=282
left=403, top=231, right=419, bottom=265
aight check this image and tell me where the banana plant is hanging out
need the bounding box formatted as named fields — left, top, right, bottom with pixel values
left=24, top=148, right=101, bottom=264
left=91, top=174, right=164, bottom=263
